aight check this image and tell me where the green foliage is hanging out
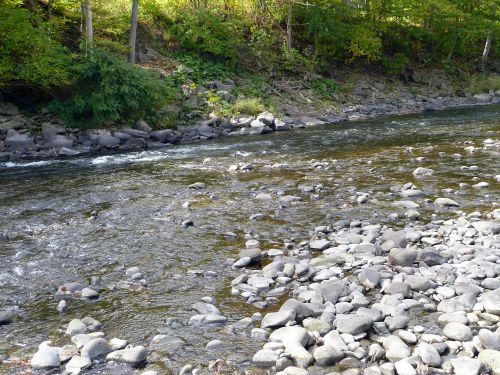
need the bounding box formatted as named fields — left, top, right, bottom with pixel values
left=230, top=97, right=266, bottom=116
left=171, top=53, right=231, bottom=83
left=310, top=77, right=342, bottom=99
left=348, top=26, right=382, bottom=62
left=168, top=8, right=243, bottom=62
left=382, top=53, right=410, bottom=75
left=467, top=73, right=500, bottom=94
left=0, top=5, right=73, bottom=90
left=50, top=50, right=177, bottom=128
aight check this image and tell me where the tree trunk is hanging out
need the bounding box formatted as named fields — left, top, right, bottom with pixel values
left=128, top=0, right=139, bottom=64
left=82, top=0, right=93, bottom=49
left=480, top=29, right=493, bottom=71
left=286, top=0, right=292, bottom=53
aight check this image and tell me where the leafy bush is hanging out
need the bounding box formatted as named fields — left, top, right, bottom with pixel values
left=169, top=8, right=243, bottom=62
left=0, top=5, right=73, bottom=90
left=231, top=97, right=266, bottom=115
left=50, top=50, right=177, bottom=128
left=348, top=25, right=382, bottom=62
left=310, top=77, right=342, bottom=98
left=382, top=53, right=410, bottom=75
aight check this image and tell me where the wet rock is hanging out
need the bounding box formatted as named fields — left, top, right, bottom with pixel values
left=434, top=197, right=460, bottom=207
left=0, top=309, right=13, bottom=325
left=5, top=129, right=35, bottom=150
left=150, top=335, right=187, bottom=352
left=31, top=342, right=61, bottom=369
left=192, top=302, right=222, bottom=316
left=205, top=339, right=230, bottom=350
left=98, top=134, right=120, bottom=148
left=106, top=345, right=148, bottom=367
left=81, top=287, right=99, bottom=299
left=413, top=167, right=434, bottom=177
left=238, top=248, right=262, bottom=263
left=253, top=349, right=278, bottom=368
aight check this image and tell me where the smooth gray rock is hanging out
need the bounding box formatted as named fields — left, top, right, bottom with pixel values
left=417, top=342, right=441, bottom=367
left=5, top=129, right=35, bottom=149
left=386, top=281, right=411, bottom=297
left=318, top=281, right=349, bottom=304
left=450, top=357, right=481, bottom=375
left=389, top=248, right=417, bottom=267
left=81, top=338, right=111, bottom=359
left=192, top=302, right=221, bottom=316
left=478, top=329, right=500, bottom=350
left=335, top=315, right=373, bottom=335
left=66, top=355, right=91, bottom=374
left=0, top=309, right=13, bottom=325
left=404, top=275, right=431, bottom=291
left=309, top=239, right=331, bottom=251
left=434, top=197, right=460, bottom=207
left=106, top=345, right=148, bottom=366
left=253, top=349, right=278, bottom=368
left=261, top=310, right=295, bottom=329
left=383, top=335, right=410, bottom=362
left=97, top=134, right=120, bottom=148
left=66, top=319, right=87, bottom=336
left=313, top=345, right=344, bottom=366
left=443, top=322, right=472, bottom=341
left=358, top=268, right=381, bottom=288
left=31, top=344, right=61, bottom=369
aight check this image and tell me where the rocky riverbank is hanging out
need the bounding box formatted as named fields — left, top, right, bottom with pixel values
left=1, top=89, right=499, bottom=163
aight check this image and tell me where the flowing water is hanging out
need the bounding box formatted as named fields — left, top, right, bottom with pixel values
left=0, top=105, right=499, bottom=374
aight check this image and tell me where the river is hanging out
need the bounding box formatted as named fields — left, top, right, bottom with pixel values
left=0, top=105, right=499, bottom=374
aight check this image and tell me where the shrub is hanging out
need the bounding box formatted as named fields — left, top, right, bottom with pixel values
left=348, top=25, right=382, bottom=62
left=382, top=53, right=410, bottom=75
left=0, top=5, right=73, bottom=90
left=231, top=97, right=266, bottom=116
left=50, top=50, right=177, bottom=128
left=467, top=73, right=500, bottom=94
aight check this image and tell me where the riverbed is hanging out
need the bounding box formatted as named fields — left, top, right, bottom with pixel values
left=0, top=105, right=499, bottom=374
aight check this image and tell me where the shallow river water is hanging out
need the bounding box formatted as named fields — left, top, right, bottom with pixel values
left=0, top=105, right=499, bottom=374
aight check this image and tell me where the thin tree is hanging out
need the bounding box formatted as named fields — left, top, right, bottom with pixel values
left=286, top=0, right=293, bottom=53
left=480, top=29, right=493, bottom=71
left=128, top=0, right=139, bottom=64
left=82, top=0, right=93, bottom=49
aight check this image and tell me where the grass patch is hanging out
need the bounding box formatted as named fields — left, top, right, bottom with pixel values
left=467, top=73, right=500, bottom=94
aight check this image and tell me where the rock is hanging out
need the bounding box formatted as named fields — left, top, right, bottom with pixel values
left=279, top=366, right=309, bottom=375
left=313, top=345, right=344, bottom=366
left=269, top=326, right=309, bottom=347
left=420, top=250, right=445, bottom=266
left=450, top=357, right=482, bottom=375
left=386, top=281, right=411, bottom=297
left=318, top=281, right=350, bottom=304
left=238, top=248, right=262, bottom=263
left=443, top=322, right=472, bottom=341
left=192, top=302, right=221, bottom=316
left=478, top=329, right=500, bottom=350
left=404, top=275, right=431, bottom=291
left=385, top=316, right=410, bottom=331
left=109, top=338, right=129, bottom=351
left=134, top=120, right=152, bottom=132
left=279, top=299, right=314, bottom=320
left=261, top=310, right=296, bottom=329
left=478, top=349, right=500, bottom=373
left=383, top=335, right=410, bottom=362
left=335, top=315, right=373, bottom=335
left=66, top=355, right=91, bottom=374
left=188, top=182, right=206, bottom=190
left=413, top=167, right=434, bottom=177
left=389, top=248, right=417, bottom=267
left=302, top=318, right=331, bottom=335
left=394, top=360, right=416, bottom=375
left=149, top=334, right=186, bottom=352
left=434, top=198, right=460, bottom=207
left=253, top=349, right=278, bottom=368
left=358, top=268, right=381, bottom=288
left=66, top=319, right=87, bottom=336
left=205, top=339, right=229, bottom=350
left=31, top=343, right=61, bottom=369
left=5, top=129, right=35, bottom=150
left=417, top=342, right=441, bottom=367
left=309, top=239, right=331, bottom=251
left=81, top=288, right=99, bottom=299
left=106, top=346, right=148, bottom=367
left=71, top=334, right=93, bottom=349
left=59, top=345, right=78, bottom=362
left=472, top=221, right=500, bottom=235
left=0, top=309, right=13, bottom=325
left=97, top=134, right=120, bottom=148
left=81, top=338, right=112, bottom=359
